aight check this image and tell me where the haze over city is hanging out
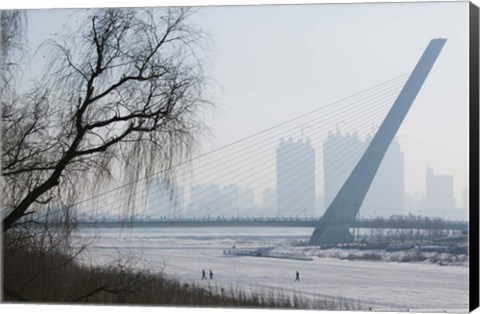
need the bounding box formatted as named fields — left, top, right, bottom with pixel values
left=192, top=3, right=469, bottom=216
left=20, top=1, right=470, bottom=221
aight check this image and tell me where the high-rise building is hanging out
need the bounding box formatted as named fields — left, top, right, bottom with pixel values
left=322, top=131, right=404, bottom=218
left=363, top=136, right=405, bottom=217
left=276, top=138, right=315, bottom=217
left=425, top=167, right=455, bottom=215
left=323, top=131, right=365, bottom=209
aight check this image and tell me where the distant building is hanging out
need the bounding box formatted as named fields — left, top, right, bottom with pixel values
left=220, top=184, right=240, bottom=214
left=404, top=192, right=424, bottom=214
left=323, top=131, right=365, bottom=209
left=188, top=183, right=221, bottom=218
left=276, top=138, right=315, bottom=217
left=239, top=186, right=255, bottom=212
left=262, top=188, right=277, bottom=216
left=363, top=136, right=405, bottom=217
left=425, top=167, right=455, bottom=215
left=148, top=178, right=184, bottom=219
left=463, top=187, right=469, bottom=212
left=187, top=183, right=259, bottom=218
left=322, top=131, right=404, bottom=218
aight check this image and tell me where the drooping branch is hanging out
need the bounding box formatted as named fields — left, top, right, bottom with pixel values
left=2, top=7, right=211, bottom=231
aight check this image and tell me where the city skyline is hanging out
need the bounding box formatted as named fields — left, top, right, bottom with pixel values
left=10, top=1, right=470, bottom=220
left=191, top=2, right=469, bottom=208
left=141, top=133, right=466, bottom=220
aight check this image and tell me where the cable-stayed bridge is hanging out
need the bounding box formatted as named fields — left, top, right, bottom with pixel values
left=66, top=39, right=462, bottom=245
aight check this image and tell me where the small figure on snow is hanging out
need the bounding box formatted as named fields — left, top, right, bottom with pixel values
left=209, top=269, right=214, bottom=280
left=201, top=269, right=207, bottom=280
left=295, top=271, right=300, bottom=282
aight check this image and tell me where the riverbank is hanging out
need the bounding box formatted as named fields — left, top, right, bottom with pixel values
left=73, top=227, right=468, bottom=311
left=3, top=241, right=354, bottom=310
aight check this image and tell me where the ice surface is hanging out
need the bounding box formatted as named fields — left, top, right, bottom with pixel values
left=73, top=227, right=469, bottom=312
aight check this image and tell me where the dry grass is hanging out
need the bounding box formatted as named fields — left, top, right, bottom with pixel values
left=3, top=231, right=355, bottom=310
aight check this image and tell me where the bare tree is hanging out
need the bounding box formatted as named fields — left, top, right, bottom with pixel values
left=2, top=7, right=211, bottom=231
left=1, top=10, right=27, bottom=89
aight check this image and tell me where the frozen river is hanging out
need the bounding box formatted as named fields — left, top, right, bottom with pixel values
left=74, top=227, right=469, bottom=312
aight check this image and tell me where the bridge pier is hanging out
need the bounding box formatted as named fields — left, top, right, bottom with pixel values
left=308, top=223, right=354, bottom=246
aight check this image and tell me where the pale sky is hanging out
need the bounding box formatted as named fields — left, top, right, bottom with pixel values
left=13, top=1, right=472, bottom=215
left=190, top=2, right=470, bottom=207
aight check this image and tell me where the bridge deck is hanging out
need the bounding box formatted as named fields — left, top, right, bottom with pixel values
left=78, top=218, right=468, bottom=230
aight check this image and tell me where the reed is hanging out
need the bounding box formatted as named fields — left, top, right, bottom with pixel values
left=3, top=233, right=355, bottom=310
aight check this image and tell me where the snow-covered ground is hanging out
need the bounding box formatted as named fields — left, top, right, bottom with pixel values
left=74, top=227, right=469, bottom=312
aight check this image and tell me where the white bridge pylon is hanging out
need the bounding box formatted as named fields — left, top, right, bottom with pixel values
left=309, top=39, right=447, bottom=246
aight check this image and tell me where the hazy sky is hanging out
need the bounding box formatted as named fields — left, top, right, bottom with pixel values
left=191, top=2, right=469, bottom=205
left=21, top=1, right=470, bottom=211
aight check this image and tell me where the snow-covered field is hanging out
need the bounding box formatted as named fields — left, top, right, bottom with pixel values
left=74, top=227, right=469, bottom=312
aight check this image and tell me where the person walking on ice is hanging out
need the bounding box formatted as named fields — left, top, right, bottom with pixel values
left=295, top=271, right=300, bottom=282
left=209, top=269, right=214, bottom=280
left=201, top=269, right=207, bottom=280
